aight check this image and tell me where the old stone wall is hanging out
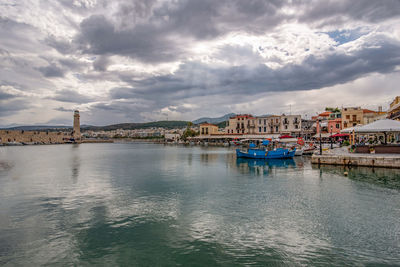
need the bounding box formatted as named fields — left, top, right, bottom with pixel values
left=311, top=154, right=400, bottom=168
left=0, top=130, right=72, bottom=144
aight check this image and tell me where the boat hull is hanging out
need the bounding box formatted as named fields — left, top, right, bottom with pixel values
left=236, top=148, right=296, bottom=159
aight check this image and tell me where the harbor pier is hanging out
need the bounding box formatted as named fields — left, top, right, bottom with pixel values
left=312, top=153, right=400, bottom=168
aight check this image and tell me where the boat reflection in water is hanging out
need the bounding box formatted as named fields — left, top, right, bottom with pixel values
left=235, top=157, right=296, bottom=176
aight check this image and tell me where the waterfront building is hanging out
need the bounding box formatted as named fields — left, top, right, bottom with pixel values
left=388, top=96, right=400, bottom=121
left=225, top=114, right=256, bottom=134
left=164, top=133, right=181, bottom=142
left=364, top=106, right=387, bottom=124
left=316, top=118, right=342, bottom=135
left=341, top=107, right=386, bottom=129
left=327, top=118, right=342, bottom=134
left=301, top=119, right=316, bottom=140
left=199, top=123, right=219, bottom=136
left=280, top=114, right=302, bottom=136
left=254, top=115, right=282, bottom=134
left=341, top=107, right=366, bottom=129
left=225, top=114, right=301, bottom=136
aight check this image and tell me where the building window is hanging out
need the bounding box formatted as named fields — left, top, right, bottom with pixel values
left=346, top=115, right=350, bottom=119
left=201, top=128, right=204, bottom=134
left=336, top=123, right=340, bottom=128
left=206, top=128, right=208, bottom=134
left=352, top=115, right=357, bottom=121
left=295, top=125, right=298, bottom=129
left=264, top=119, right=266, bottom=125
left=259, top=127, right=262, bottom=132
left=285, top=125, right=288, bottom=129
left=259, top=119, right=261, bottom=124
left=344, top=122, right=348, bottom=128
left=264, top=127, right=266, bottom=132
left=276, top=126, right=279, bottom=132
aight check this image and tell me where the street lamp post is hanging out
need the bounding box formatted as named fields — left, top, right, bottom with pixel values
left=319, top=119, right=322, bottom=155
left=330, top=125, right=333, bottom=149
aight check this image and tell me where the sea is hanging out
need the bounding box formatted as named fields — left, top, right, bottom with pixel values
left=0, top=143, right=399, bottom=266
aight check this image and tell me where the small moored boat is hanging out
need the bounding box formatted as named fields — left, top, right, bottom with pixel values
left=236, top=141, right=296, bottom=159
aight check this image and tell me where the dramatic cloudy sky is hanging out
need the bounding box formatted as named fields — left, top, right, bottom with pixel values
left=1, top=0, right=400, bottom=126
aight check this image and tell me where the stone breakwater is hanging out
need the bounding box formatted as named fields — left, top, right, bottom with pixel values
left=0, top=130, right=73, bottom=144
left=312, top=154, right=400, bottom=168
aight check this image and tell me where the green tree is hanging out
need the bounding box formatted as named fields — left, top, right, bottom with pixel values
left=325, top=107, right=340, bottom=113
left=182, top=122, right=197, bottom=141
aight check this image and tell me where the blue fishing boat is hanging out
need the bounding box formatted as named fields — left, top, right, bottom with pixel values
left=236, top=141, right=296, bottom=159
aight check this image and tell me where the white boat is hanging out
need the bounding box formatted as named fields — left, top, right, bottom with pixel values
left=5, top=141, right=23, bottom=146
left=294, top=148, right=303, bottom=156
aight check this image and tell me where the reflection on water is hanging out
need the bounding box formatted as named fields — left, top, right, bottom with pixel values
left=313, top=163, right=400, bottom=189
left=0, top=144, right=400, bottom=266
left=70, top=144, right=80, bottom=183
left=235, top=158, right=296, bottom=175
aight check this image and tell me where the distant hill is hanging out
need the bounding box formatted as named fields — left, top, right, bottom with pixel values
left=216, top=121, right=228, bottom=128
left=193, top=113, right=235, bottom=125
left=1, top=125, right=73, bottom=131
left=83, top=121, right=189, bottom=131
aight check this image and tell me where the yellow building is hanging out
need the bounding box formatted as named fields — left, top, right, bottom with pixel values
left=388, top=96, right=400, bottom=121
left=199, top=123, right=219, bottom=136
left=341, top=107, right=364, bottom=129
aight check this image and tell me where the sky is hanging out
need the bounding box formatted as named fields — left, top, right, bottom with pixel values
left=1, top=0, right=400, bottom=126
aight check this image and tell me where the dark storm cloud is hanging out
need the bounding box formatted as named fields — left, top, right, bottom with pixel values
left=58, top=58, right=87, bottom=72
left=37, top=64, right=65, bottom=78
left=51, top=89, right=95, bottom=104
left=0, top=91, right=15, bottom=100
left=53, top=0, right=400, bottom=65
left=54, top=107, right=74, bottom=112
left=76, top=15, right=182, bottom=63
left=0, top=99, right=30, bottom=117
left=299, top=0, right=400, bottom=25
left=45, top=36, right=76, bottom=55
left=73, top=0, right=289, bottom=62
left=93, top=56, right=110, bottom=71
left=110, top=35, right=400, bottom=103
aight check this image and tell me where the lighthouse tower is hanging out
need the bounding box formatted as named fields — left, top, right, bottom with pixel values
left=73, top=110, right=81, bottom=142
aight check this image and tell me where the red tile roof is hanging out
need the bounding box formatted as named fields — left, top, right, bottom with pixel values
left=318, top=111, right=332, bottom=117
left=200, top=123, right=218, bottom=126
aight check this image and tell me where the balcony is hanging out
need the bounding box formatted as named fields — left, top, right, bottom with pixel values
left=389, top=110, right=400, bottom=120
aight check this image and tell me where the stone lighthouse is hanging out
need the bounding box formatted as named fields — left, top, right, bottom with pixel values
left=72, top=110, right=81, bottom=142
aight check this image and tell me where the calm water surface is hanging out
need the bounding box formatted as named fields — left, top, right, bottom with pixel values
left=0, top=143, right=399, bottom=266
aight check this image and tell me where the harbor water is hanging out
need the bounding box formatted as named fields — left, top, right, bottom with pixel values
left=0, top=143, right=399, bottom=266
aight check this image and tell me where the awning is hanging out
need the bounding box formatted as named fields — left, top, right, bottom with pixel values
left=341, top=124, right=363, bottom=133
left=280, top=135, right=294, bottom=138
left=331, top=133, right=350, bottom=138
left=343, top=119, right=400, bottom=133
